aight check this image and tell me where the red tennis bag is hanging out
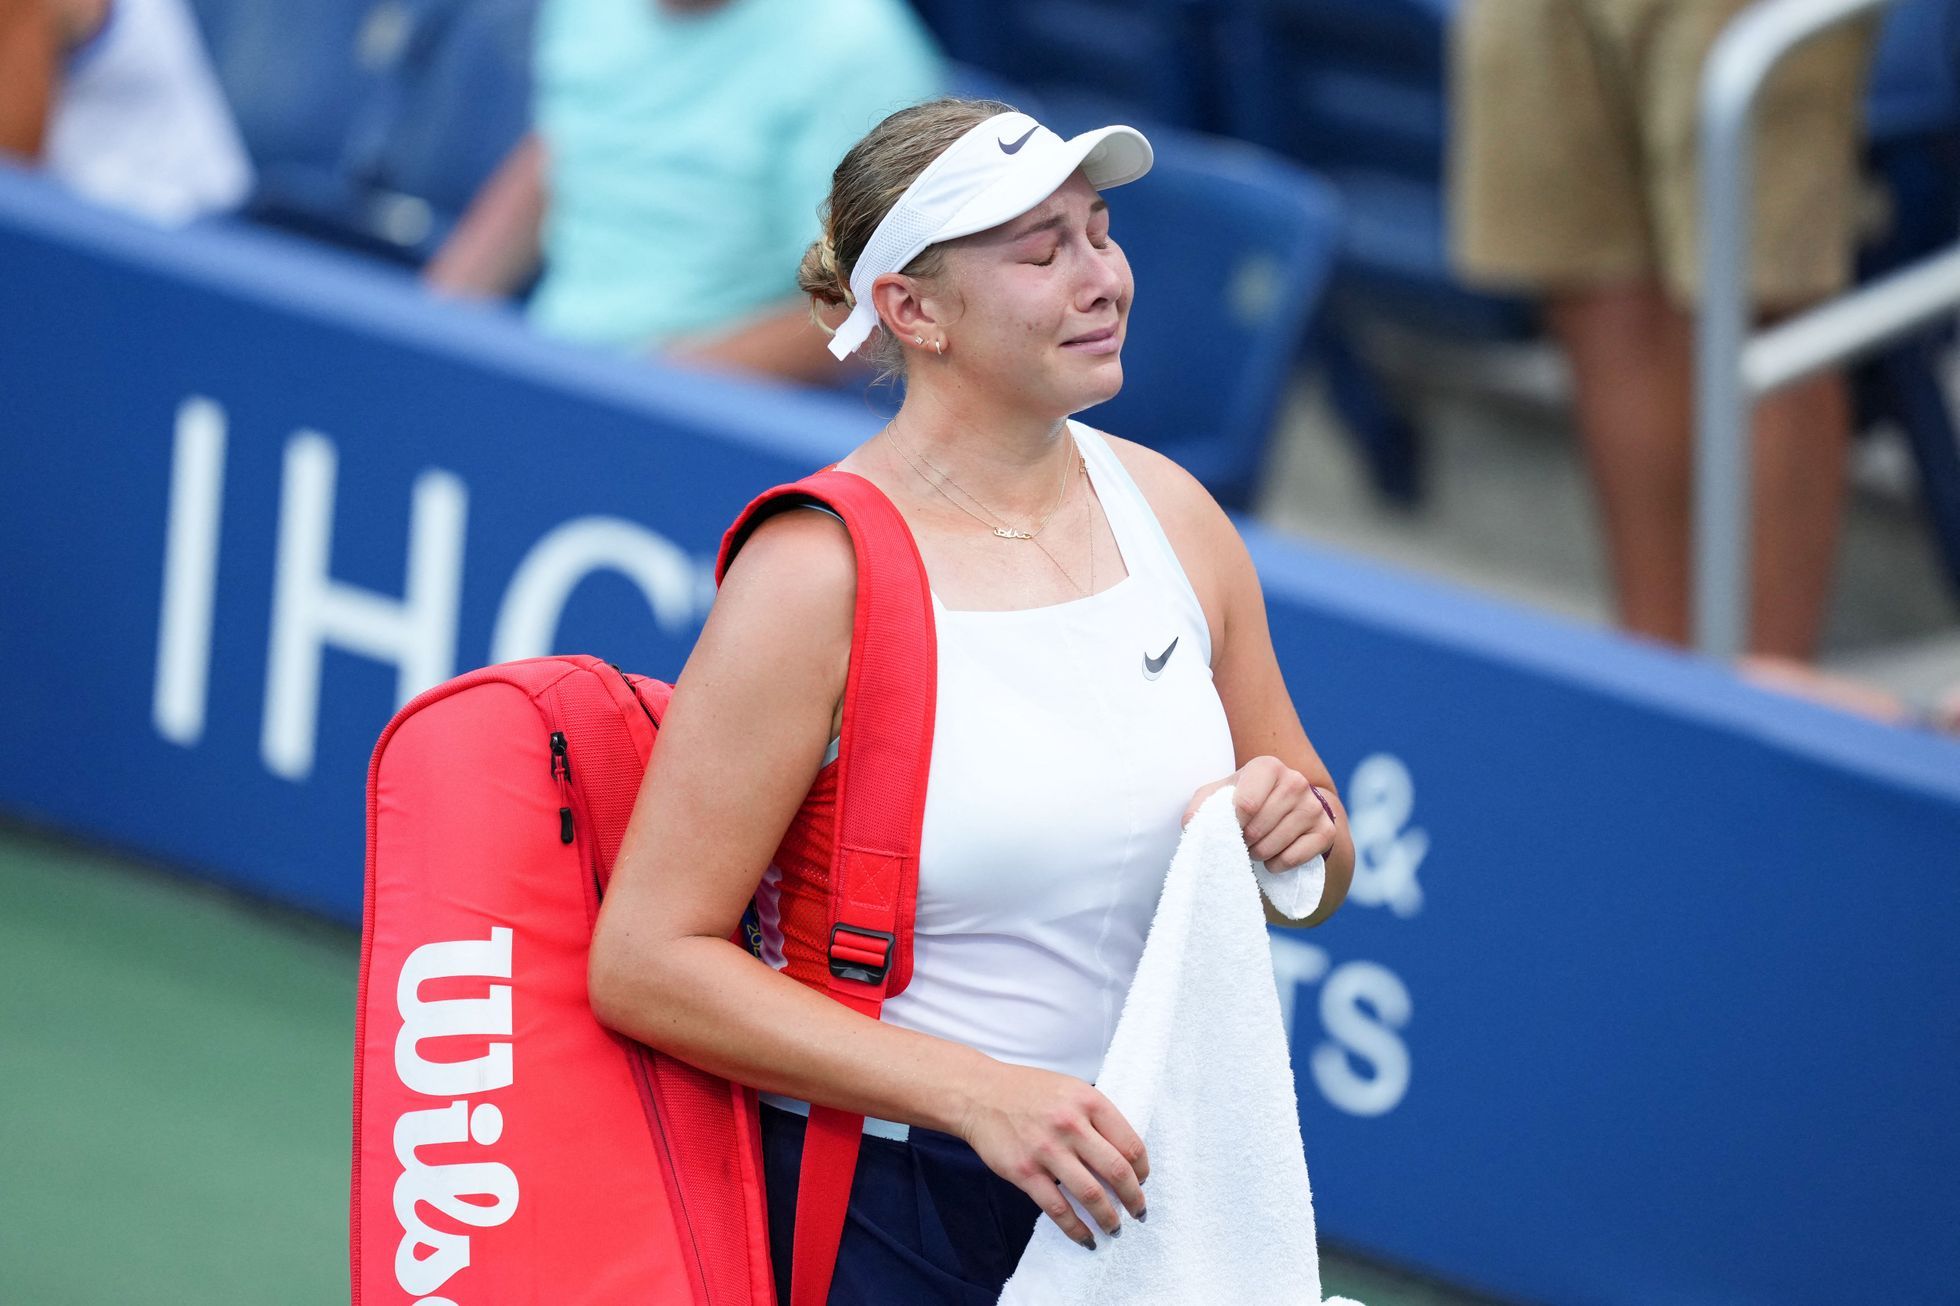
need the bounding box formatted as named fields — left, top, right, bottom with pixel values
left=351, top=471, right=935, bottom=1305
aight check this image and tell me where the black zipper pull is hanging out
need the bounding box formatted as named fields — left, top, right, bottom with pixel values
left=551, top=732, right=575, bottom=844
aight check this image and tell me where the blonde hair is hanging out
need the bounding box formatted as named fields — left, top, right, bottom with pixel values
left=797, top=96, right=1016, bottom=376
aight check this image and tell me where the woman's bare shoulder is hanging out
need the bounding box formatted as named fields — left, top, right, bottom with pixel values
left=710, top=505, right=857, bottom=655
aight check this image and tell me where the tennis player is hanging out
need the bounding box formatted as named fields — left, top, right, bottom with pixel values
left=590, top=97, right=1356, bottom=1302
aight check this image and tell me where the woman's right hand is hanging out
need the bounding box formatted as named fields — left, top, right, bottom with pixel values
left=957, top=1060, right=1149, bottom=1249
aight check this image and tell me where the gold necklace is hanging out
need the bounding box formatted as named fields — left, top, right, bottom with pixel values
left=883, top=425, right=1072, bottom=541
left=1026, top=462, right=1096, bottom=598
left=886, top=429, right=1098, bottom=597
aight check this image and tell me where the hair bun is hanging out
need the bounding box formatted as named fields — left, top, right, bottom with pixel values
left=797, top=233, right=852, bottom=309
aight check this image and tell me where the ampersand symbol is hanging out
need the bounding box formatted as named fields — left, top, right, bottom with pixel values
left=1346, top=753, right=1428, bottom=918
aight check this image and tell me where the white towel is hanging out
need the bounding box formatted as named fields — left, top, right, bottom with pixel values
left=998, top=788, right=1363, bottom=1306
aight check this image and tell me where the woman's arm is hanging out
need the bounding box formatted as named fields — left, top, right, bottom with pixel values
left=1206, top=521, right=1356, bottom=927
left=589, top=507, right=970, bottom=1122
left=1109, top=435, right=1356, bottom=927
left=587, top=506, right=1147, bottom=1245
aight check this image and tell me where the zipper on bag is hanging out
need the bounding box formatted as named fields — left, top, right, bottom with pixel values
left=549, top=730, right=574, bottom=845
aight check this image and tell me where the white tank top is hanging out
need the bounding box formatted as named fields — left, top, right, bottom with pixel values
left=765, top=421, right=1238, bottom=1084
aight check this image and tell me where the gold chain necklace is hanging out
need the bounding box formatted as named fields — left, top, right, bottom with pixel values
left=883, top=425, right=1072, bottom=541
left=884, top=428, right=1098, bottom=597
left=1027, top=464, right=1096, bottom=598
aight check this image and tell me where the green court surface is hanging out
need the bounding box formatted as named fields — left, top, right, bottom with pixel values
left=0, top=826, right=1495, bottom=1305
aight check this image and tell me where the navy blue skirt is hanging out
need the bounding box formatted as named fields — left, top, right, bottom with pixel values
left=760, top=1103, right=1041, bottom=1304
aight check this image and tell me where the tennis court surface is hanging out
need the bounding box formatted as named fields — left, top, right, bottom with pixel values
left=0, top=824, right=1496, bottom=1305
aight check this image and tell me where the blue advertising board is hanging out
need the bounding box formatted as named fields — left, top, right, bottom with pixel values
left=2, top=168, right=877, bottom=922
left=1259, top=551, right=1960, bottom=1303
left=5, top=167, right=1959, bottom=1305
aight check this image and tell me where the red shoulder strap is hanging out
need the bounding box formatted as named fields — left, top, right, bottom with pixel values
left=717, top=468, right=935, bottom=1306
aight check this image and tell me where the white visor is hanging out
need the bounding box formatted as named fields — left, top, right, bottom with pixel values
left=827, top=112, right=1153, bottom=360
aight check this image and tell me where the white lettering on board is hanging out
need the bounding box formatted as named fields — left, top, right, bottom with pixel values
left=1346, top=752, right=1429, bottom=918
left=1270, top=934, right=1414, bottom=1119
left=490, top=515, right=705, bottom=663
left=262, top=431, right=467, bottom=779
left=153, top=396, right=228, bottom=746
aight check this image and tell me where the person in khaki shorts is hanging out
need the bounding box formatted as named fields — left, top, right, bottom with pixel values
left=1451, top=0, right=1875, bottom=660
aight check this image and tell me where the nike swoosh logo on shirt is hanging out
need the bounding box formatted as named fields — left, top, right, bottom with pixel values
left=1143, top=637, right=1179, bottom=680
left=998, top=124, right=1039, bottom=154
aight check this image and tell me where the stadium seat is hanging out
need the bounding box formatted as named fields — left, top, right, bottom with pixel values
left=346, top=0, right=536, bottom=261
left=909, top=0, right=1220, bottom=130
left=1865, top=0, right=1960, bottom=138
left=904, top=0, right=997, bottom=69
left=1207, top=0, right=1529, bottom=503
left=188, top=0, right=536, bottom=264
left=1209, top=0, right=1523, bottom=337
left=1081, top=129, right=1342, bottom=511
left=185, top=0, right=396, bottom=239
left=942, top=61, right=1045, bottom=119
left=1854, top=0, right=1960, bottom=600
left=1215, top=0, right=1452, bottom=174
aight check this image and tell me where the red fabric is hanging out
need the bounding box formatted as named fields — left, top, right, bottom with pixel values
left=353, top=470, right=931, bottom=1306
left=718, top=471, right=936, bottom=1306
left=354, top=656, right=771, bottom=1305
left=765, top=761, right=839, bottom=992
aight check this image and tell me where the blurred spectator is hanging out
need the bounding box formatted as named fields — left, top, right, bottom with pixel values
left=0, top=0, right=56, bottom=156
left=1451, top=0, right=1876, bottom=661
left=424, top=0, right=942, bottom=384
left=0, top=0, right=252, bottom=225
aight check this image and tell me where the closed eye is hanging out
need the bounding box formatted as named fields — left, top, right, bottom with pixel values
left=1029, top=233, right=1111, bottom=266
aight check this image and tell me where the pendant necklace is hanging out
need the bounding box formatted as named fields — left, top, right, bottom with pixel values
left=883, top=424, right=1071, bottom=541
left=884, top=426, right=1097, bottom=597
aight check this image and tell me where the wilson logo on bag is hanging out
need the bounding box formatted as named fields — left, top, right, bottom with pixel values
left=391, top=929, right=519, bottom=1300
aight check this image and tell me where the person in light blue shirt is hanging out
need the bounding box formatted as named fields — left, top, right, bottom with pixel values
left=425, top=0, right=941, bottom=383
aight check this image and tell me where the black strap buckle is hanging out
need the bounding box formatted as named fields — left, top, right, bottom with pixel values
left=827, top=923, right=894, bottom=984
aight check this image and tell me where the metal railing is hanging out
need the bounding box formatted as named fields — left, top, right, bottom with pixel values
left=1696, top=0, right=1960, bottom=657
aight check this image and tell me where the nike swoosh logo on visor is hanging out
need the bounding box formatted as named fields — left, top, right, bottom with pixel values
left=998, top=125, right=1039, bottom=154
left=1143, top=637, right=1179, bottom=680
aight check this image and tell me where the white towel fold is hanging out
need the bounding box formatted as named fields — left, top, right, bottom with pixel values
left=998, top=788, right=1363, bottom=1305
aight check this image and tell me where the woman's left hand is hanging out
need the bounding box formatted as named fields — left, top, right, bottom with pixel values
left=1183, top=756, right=1337, bottom=874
